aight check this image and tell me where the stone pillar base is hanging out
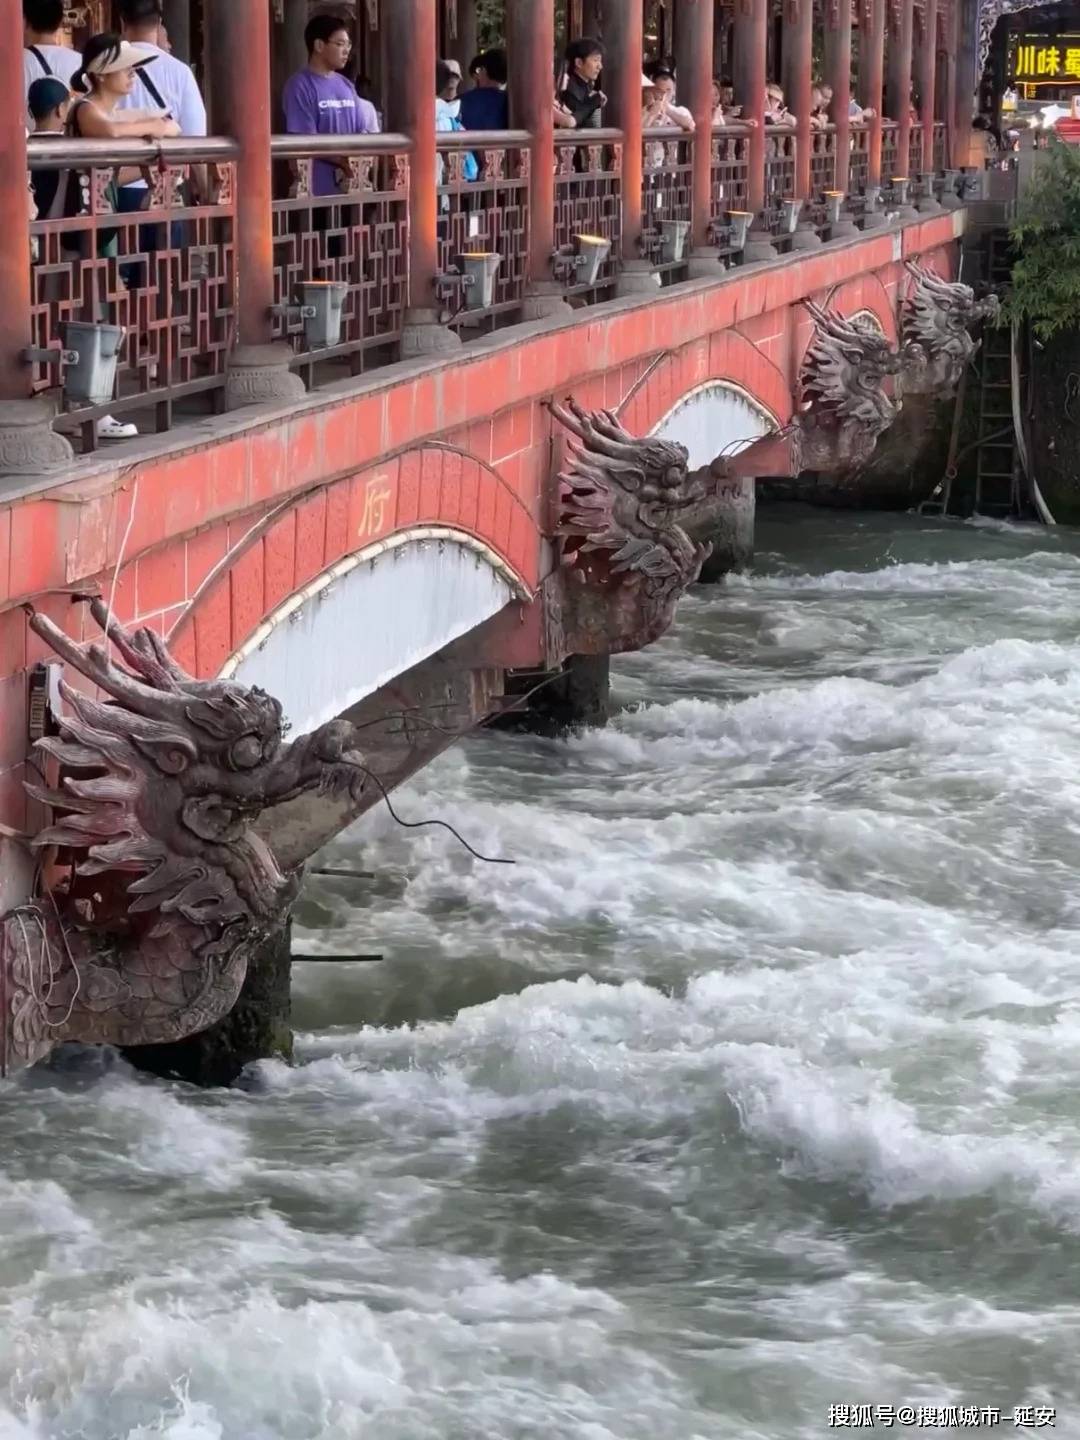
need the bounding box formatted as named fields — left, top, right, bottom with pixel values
left=0, top=398, right=74, bottom=480
left=492, top=655, right=611, bottom=736
left=686, top=247, right=722, bottom=278
left=400, top=307, right=463, bottom=359
left=123, top=923, right=294, bottom=1087
left=521, top=281, right=575, bottom=321
left=790, top=225, right=823, bottom=251
left=915, top=196, right=942, bottom=214
left=616, top=259, right=661, bottom=297
left=743, top=224, right=779, bottom=264
left=828, top=218, right=861, bottom=240
left=860, top=210, right=889, bottom=230
left=894, top=205, right=921, bottom=224
left=225, top=344, right=306, bottom=411
left=937, top=193, right=963, bottom=212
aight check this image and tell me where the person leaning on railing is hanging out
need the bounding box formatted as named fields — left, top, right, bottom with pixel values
left=560, top=37, right=605, bottom=130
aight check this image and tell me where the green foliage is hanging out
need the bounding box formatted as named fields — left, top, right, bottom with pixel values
left=477, top=0, right=504, bottom=48
left=1006, top=138, right=1080, bottom=339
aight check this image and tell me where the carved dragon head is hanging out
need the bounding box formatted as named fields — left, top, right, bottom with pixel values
left=801, top=301, right=902, bottom=437
left=25, top=597, right=365, bottom=954
left=547, top=400, right=711, bottom=653
left=900, top=262, right=1002, bottom=396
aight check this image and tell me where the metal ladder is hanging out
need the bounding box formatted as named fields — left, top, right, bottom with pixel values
left=921, top=229, right=1023, bottom=520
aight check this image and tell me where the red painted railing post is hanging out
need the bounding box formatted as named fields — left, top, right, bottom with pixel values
left=784, top=0, right=814, bottom=208
left=862, top=0, right=886, bottom=195
left=888, top=0, right=915, bottom=187
left=826, top=0, right=853, bottom=199
left=601, top=0, right=657, bottom=294
left=674, top=0, right=717, bottom=274
left=213, top=0, right=304, bottom=408
left=0, top=0, right=73, bottom=474
left=733, top=0, right=774, bottom=260
left=0, top=5, right=34, bottom=405
left=508, top=0, right=572, bottom=318
left=918, top=0, right=939, bottom=180
left=384, top=0, right=461, bottom=356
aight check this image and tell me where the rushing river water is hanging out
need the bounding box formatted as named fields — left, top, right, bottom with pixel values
left=4, top=507, right=1080, bottom=1439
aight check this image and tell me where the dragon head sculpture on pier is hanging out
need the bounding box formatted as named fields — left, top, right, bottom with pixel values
left=1, top=597, right=366, bottom=1074
left=900, top=261, right=1002, bottom=396
left=548, top=399, right=711, bottom=653
left=797, top=301, right=903, bottom=473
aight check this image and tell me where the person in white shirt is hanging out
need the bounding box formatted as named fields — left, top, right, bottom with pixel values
left=22, top=0, right=81, bottom=105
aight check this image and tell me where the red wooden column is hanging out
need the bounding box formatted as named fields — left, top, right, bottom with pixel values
left=733, top=0, right=772, bottom=258
left=214, top=0, right=304, bottom=406
left=385, top=0, right=461, bottom=354
left=0, top=0, right=72, bottom=471
left=674, top=0, right=717, bottom=272
left=508, top=0, right=571, bottom=317
left=783, top=0, right=814, bottom=207
left=825, top=0, right=853, bottom=198
left=860, top=0, right=886, bottom=199
left=888, top=0, right=915, bottom=185
left=918, top=0, right=939, bottom=179
left=602, top=0, right=656, bottom=293
left=0, top=3, right=33, bottom=404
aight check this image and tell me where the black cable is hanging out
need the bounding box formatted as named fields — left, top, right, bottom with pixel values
left=344, top=760, right=516, bottom=865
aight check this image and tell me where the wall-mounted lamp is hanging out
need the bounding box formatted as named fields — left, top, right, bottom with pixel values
left=57, top=322, right=126, bottom=407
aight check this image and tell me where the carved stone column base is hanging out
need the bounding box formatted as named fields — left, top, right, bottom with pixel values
left=828, top=219, right=861, bottom=240
left=937, top=192, right=963, bottom=212
left=0, top=398, right=74, bottom=480
left=894, top=205, right=921, bottom=224
left=225, top=344, right=306, bottom=411
left=790, top=224, right=823, bottom=251
left=686, top=247, right=723, bottom=278
left=860, top=210, right=889, bottom=230
left=616, top=258, right=662, bottom=296
left=400, top=308, right=463, bottom=359
left=743, top=223, right=779, bottom=264
left=521, top=281, right=575, bottom=321
left=916, top=196, right=942, bottom=214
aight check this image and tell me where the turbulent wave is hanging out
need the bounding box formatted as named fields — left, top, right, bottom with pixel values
left=5, top=511, right=1080, bottom=1437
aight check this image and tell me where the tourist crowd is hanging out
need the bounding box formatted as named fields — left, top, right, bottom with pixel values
left=21, top=2, right=905, bottom=440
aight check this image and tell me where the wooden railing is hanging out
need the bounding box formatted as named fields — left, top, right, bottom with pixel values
left=765, top=129, right=797, bottom=233
left=435, top=130, right=531, bottom=330
left=22, top=118, right=955, bottom=448
left=270, top=133, right=409, bottom=379
left=27, top=135, right=238, bottom=452
left=908, top=122, right=924, bottom=179
left=881, top=120, right=899, bottom=180
left=849, top=124, right=870, bottom=196
left=642, top=126, right=693, bottom=281
left=810, top=125, right=838, bottom=202
left=553, top=129, right=623, bottom=299
left=710, top=124, right=751, bottom=219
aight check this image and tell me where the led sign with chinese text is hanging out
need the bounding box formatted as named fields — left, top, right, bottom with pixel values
left=1011, top=35, right=1080, bottom=84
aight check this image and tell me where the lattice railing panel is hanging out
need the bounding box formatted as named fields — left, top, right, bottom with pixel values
left=849, top=124, right=870, bottom=196
left=554, top=136, right=623, bottom=297
left=29, top=156, right=237, bottom=449
left=436, top=140, right=530, bottom=326
left=272, top=149, right=408, bottom=367
left=642, top=131, right=693, bottom=278
left=710, top=127, right=750, bottom=218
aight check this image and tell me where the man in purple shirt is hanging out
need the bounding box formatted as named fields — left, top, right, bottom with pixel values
left=282, top=13, right=379, bottom=197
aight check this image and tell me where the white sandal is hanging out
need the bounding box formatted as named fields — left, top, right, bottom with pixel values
left=96, top=415, right=139, bottom=440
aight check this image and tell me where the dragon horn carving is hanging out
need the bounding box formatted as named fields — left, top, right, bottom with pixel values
left=1, top=599, right=367, bottom=1076
left=900, top=261, right=1002, bottom=397
left=549, top=400, right=711, bottom=653
left=797, top=300, right=903, bottom=471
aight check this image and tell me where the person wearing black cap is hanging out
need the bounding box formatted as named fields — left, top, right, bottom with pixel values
left=23, top=0, right=81, bottom=103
